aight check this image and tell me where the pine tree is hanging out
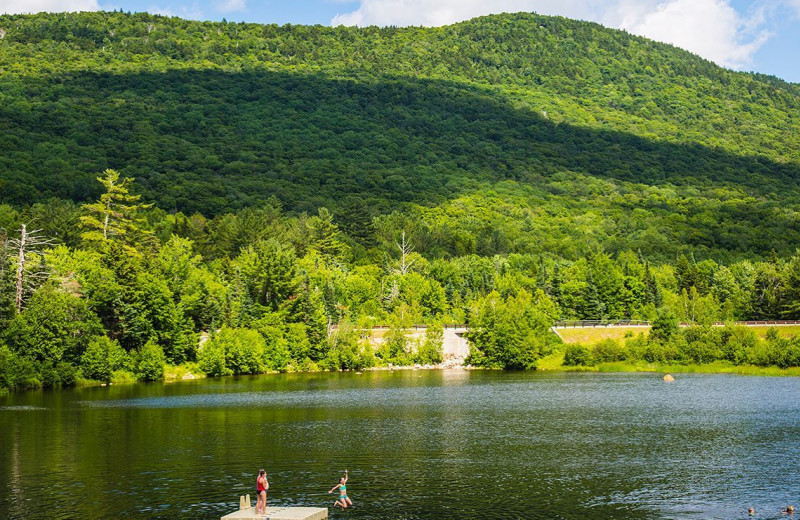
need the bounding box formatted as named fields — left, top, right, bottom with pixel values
left=307, top=207, right=349, bottom=261
left=80, top=169, right=152, bottom=253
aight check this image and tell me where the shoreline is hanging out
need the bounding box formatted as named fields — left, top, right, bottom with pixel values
left=6, top=359, right=799, bottom=396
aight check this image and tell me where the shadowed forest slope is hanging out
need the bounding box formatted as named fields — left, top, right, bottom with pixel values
left=1, top=11, right=799, bottom=259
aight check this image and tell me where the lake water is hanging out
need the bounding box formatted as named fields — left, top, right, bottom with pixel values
left=1, top=370, right=799, bottom=519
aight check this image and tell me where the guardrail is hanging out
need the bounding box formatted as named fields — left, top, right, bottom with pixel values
left=553, top=320, right=800, bottom=328
left=367, top=324, right=468, bottom=330
left=554, top=320, right=651, bottom=328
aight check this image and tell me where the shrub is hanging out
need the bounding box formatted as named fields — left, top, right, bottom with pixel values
left=198, top=327, right=264, bottom=376
left=650, top=307, right=678, bottom=342
left=0, top=344, right=15, bottom=390
left=593, top=339, right=626, bottom=362
left=642, top=338, right=680, bottom=363
left=135, top=340, right=166, bottom=381
left=258, top=325, right=290, bottom=372
left=747, top=340, right=779, bottom=367
left=81, top=336, right=127, bottom=382
left=111, top=369, right=138, bottom=384
left=323, top=325, right=373, bottom=371
left=285, top=323, right=311, bottom=362
left=197, top=333, right=230, bottom=376
left=416, top=325, right=444, bottom=365
left=721, top=326, right=758, bottom=364
left=776, top=338, right=800, bottom=369
left=563, top=344, right=593, bottom=366
left=39, top=360, right=78, bottom=387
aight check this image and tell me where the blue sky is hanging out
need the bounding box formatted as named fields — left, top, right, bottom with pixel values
left=3, top=0, right=799, bottom=83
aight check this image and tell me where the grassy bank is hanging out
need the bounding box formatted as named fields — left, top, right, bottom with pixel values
left=556, top=324, right=800, bottom=345
left=538, top=352, right=800, bottom=377
left=556, top=327, right=650, bottom=344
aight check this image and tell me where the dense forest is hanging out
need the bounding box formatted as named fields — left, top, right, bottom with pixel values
left=3, top=170, right=800, bottom=390
left=1, top=12, right=800, bottom=260
left=2, top=12, right=800, bottom=390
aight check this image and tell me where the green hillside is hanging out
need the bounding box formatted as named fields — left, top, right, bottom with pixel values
left=5, top=12, right=800, bottom=389
left=0, top=11, right=799, bottom=260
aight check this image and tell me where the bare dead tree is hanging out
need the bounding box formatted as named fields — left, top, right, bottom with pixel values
left=8, top=223, right=55, bottom=314
left=0, top=228, right=8, bottom=282
left=395, top=231, right=416, bottom=276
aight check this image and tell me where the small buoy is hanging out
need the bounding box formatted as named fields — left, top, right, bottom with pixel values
left=663, top=374, right=675, bottom=382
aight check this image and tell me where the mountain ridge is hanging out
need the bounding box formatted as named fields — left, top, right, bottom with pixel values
left=1, top=11, right=799, bottom=259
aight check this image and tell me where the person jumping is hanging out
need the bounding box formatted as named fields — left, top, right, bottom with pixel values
left=328, top=469, right=352, bottom=509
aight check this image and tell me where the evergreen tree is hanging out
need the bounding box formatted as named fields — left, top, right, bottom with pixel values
left=80, top=169, right=152, bottom=254
left=307, top=208, right=350, bottom=261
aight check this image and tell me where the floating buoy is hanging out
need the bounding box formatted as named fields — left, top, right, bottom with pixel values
left=663, top=374, right=675, bottom=382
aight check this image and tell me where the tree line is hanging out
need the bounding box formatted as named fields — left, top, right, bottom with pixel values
left=1, top=12, right=799, bottom=261
left=3, top=171, right=800, bottom=391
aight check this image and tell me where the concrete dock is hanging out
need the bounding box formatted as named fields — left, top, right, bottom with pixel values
left=221, top=506, right=327, bottom=520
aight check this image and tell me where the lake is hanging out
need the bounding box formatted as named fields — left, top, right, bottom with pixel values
left=1, top=370, right=798, bottom=519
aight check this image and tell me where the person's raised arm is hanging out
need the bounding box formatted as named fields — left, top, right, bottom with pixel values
left=343, top=469, right=348, bottom=484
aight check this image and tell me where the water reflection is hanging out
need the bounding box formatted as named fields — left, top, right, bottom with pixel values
left=0, top=371, right=798, bottom=519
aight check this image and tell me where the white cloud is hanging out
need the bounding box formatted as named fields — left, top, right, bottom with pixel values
left=331, top=0, right=771, bottom=69
left=0, top=0, right=100, bottom=14
left=148, top=3, right=205, bottom=19
left=216, top=0, right=246, bottom=13
left=620, top=0, right=770, bottom=68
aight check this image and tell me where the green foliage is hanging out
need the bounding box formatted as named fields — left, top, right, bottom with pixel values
left=416, top=325, right=444, bottom=365
left=323, top=324, right=374, bottom=371
left=379, top=326, right=412, bottom=366
left=0, top=343, right=41, bottom=390
left=467, top=289, right=556, bottom=369
left=197, top=335, right=230, bottom=377
left=79, top=169, right=153, bottom=254
left=253, top=321, right=291, bottom=372
left=4, top=58, right=800, bottom=392
left=81, top=336, right=127, bottom=382
left=134, top=340, right=166, bottom=382
left=198, top=327, right=264, bottom=376
left=3, top=285, right=103, bottom=364
left=593, top=339, right=627, bottom=363
left=650, top=307, right=678, bottom=342
left=1, top=12, right=800, bottom=263
left=563, top=344, right=594, bottom=366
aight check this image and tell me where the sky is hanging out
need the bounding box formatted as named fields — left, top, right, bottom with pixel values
left=1, top=0, right=799, bottom=83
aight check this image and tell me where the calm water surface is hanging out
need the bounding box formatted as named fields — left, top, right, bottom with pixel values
left=1, top=370, right=799, bottom=519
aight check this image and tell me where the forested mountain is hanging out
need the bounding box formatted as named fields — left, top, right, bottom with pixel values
left=1, top=11, right=799, bottom=259
left=4, top=11, right=800, bottom=390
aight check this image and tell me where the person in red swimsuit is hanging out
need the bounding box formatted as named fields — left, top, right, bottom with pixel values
left=256, top=469, right=269, bottom=515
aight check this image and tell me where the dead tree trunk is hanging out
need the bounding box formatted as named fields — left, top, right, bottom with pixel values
left=396, top=231, right=415, bottom=275
left=10, top=224, right=53, bottom=314
left=15, top=224, right=26, bottom=314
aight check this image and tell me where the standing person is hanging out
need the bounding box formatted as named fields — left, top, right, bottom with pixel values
left=328, top=469, right=352, bottom=509
left=256, top=469, right=268, bottom=515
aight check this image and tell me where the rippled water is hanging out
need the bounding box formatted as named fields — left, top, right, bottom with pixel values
left=1, top=370, right=799, bottom=519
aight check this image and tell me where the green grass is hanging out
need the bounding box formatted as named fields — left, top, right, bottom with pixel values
left=163, top=363, right=205, bottom=382
left=557, top=324, right=800, bottom=346
left=556, top=327, right=650, bottom=344
left=742, top=325, right=800, bottom=339
left=593, top=360, right=800, bottom=377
